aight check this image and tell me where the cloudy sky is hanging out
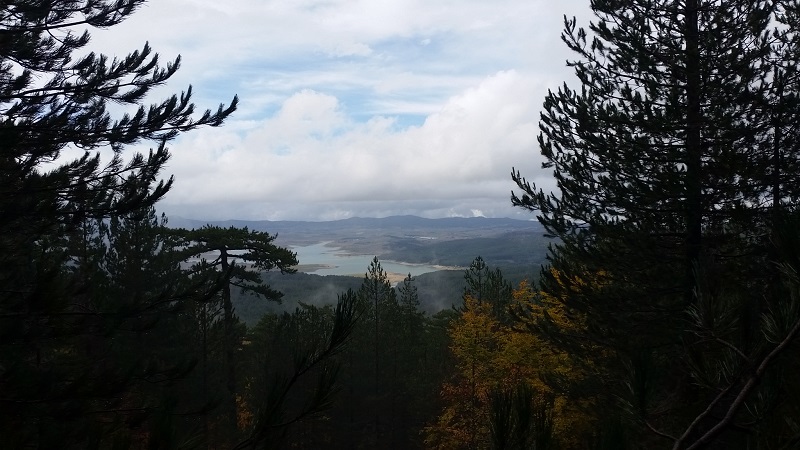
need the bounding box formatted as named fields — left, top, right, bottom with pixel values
left=88, top=0, right=592, bottom=221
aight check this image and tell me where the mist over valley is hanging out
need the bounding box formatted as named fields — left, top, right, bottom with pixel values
left=169, top=215, right=553, bottom=322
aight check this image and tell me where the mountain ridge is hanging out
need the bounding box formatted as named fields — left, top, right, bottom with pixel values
left=167, top=214, right=551, bottom=268
left=167, top=214, right=541, bottom=234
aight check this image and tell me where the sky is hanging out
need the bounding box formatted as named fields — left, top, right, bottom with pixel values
left=86, top=0, right=593, bottom=221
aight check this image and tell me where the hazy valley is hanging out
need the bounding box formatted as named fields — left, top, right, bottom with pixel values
left=171, top=215, right=554, bottom=322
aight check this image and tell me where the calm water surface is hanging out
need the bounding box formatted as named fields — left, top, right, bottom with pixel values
left=291, top=242, right=449, bottom=276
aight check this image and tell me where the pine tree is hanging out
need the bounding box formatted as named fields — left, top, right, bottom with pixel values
left=172, top=225, right=298, bottom=433
left=355, top=257, right=397, bottom=447
left=100, top=204, right=215, bottom=446
left=388, top=273, right=431, bottom=447
left=233, top=290, right=358, bottom=450
left=511, top=1, right=800, bottom=447
left=0, top=1, right=236, bottom=446
left=463, top=256, right=512, bottom=321
left=398, top=272, right=421, bottom=314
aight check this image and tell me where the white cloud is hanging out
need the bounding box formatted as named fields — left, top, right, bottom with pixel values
left=77, top=0, right=592, bottom=220
left=160, top=70, right=555, bottom=220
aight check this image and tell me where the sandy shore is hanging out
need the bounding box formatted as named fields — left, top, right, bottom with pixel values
left=293, top=263, right=336, bottom=272
left=344, top=271, right=450, bottom=286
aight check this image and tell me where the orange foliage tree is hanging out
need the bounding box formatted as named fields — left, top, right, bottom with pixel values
left=425, top=277, right=594, bottom=449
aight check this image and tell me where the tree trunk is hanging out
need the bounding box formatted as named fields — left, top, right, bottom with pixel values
left=684, top=0, right=703, bottom=305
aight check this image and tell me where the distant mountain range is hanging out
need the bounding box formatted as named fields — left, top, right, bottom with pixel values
left=168, top=215, right=553, bottom=269
left=167, top=214, right=542, bottom=235
left=172, top=215, right=555, bottom=318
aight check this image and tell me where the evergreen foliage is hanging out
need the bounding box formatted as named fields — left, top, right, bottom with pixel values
left=172, top=225, right=298, bottom=413
left=0, top=1, right=237, bottom=446
left=489, top=383, right=554, bottom=450
left=464, top=256, right=513, bottom=321
left=233, top=291, right=359, bottom=449
left=314, top=257, right=449, bottom=449
left=512, top=1, right=800, bottom=447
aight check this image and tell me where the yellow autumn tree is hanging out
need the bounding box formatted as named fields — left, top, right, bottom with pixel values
left=425, top=277, right=595, bottom=449
left=424, top=295, right=500, bottom=450
left=509, top=277, right=599, bottom=446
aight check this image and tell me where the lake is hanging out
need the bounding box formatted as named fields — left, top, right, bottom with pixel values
left=291, top=242, right=458, bottom=277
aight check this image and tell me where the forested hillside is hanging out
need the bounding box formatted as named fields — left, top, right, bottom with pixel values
left=380, top=230, right=550, bottom=267
left=234, top=262, right=542, bottom=324
left=171, top=215, right=550, bottom=268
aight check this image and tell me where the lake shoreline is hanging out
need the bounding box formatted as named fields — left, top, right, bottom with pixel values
left=290, top=242, right=464, bottom=278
